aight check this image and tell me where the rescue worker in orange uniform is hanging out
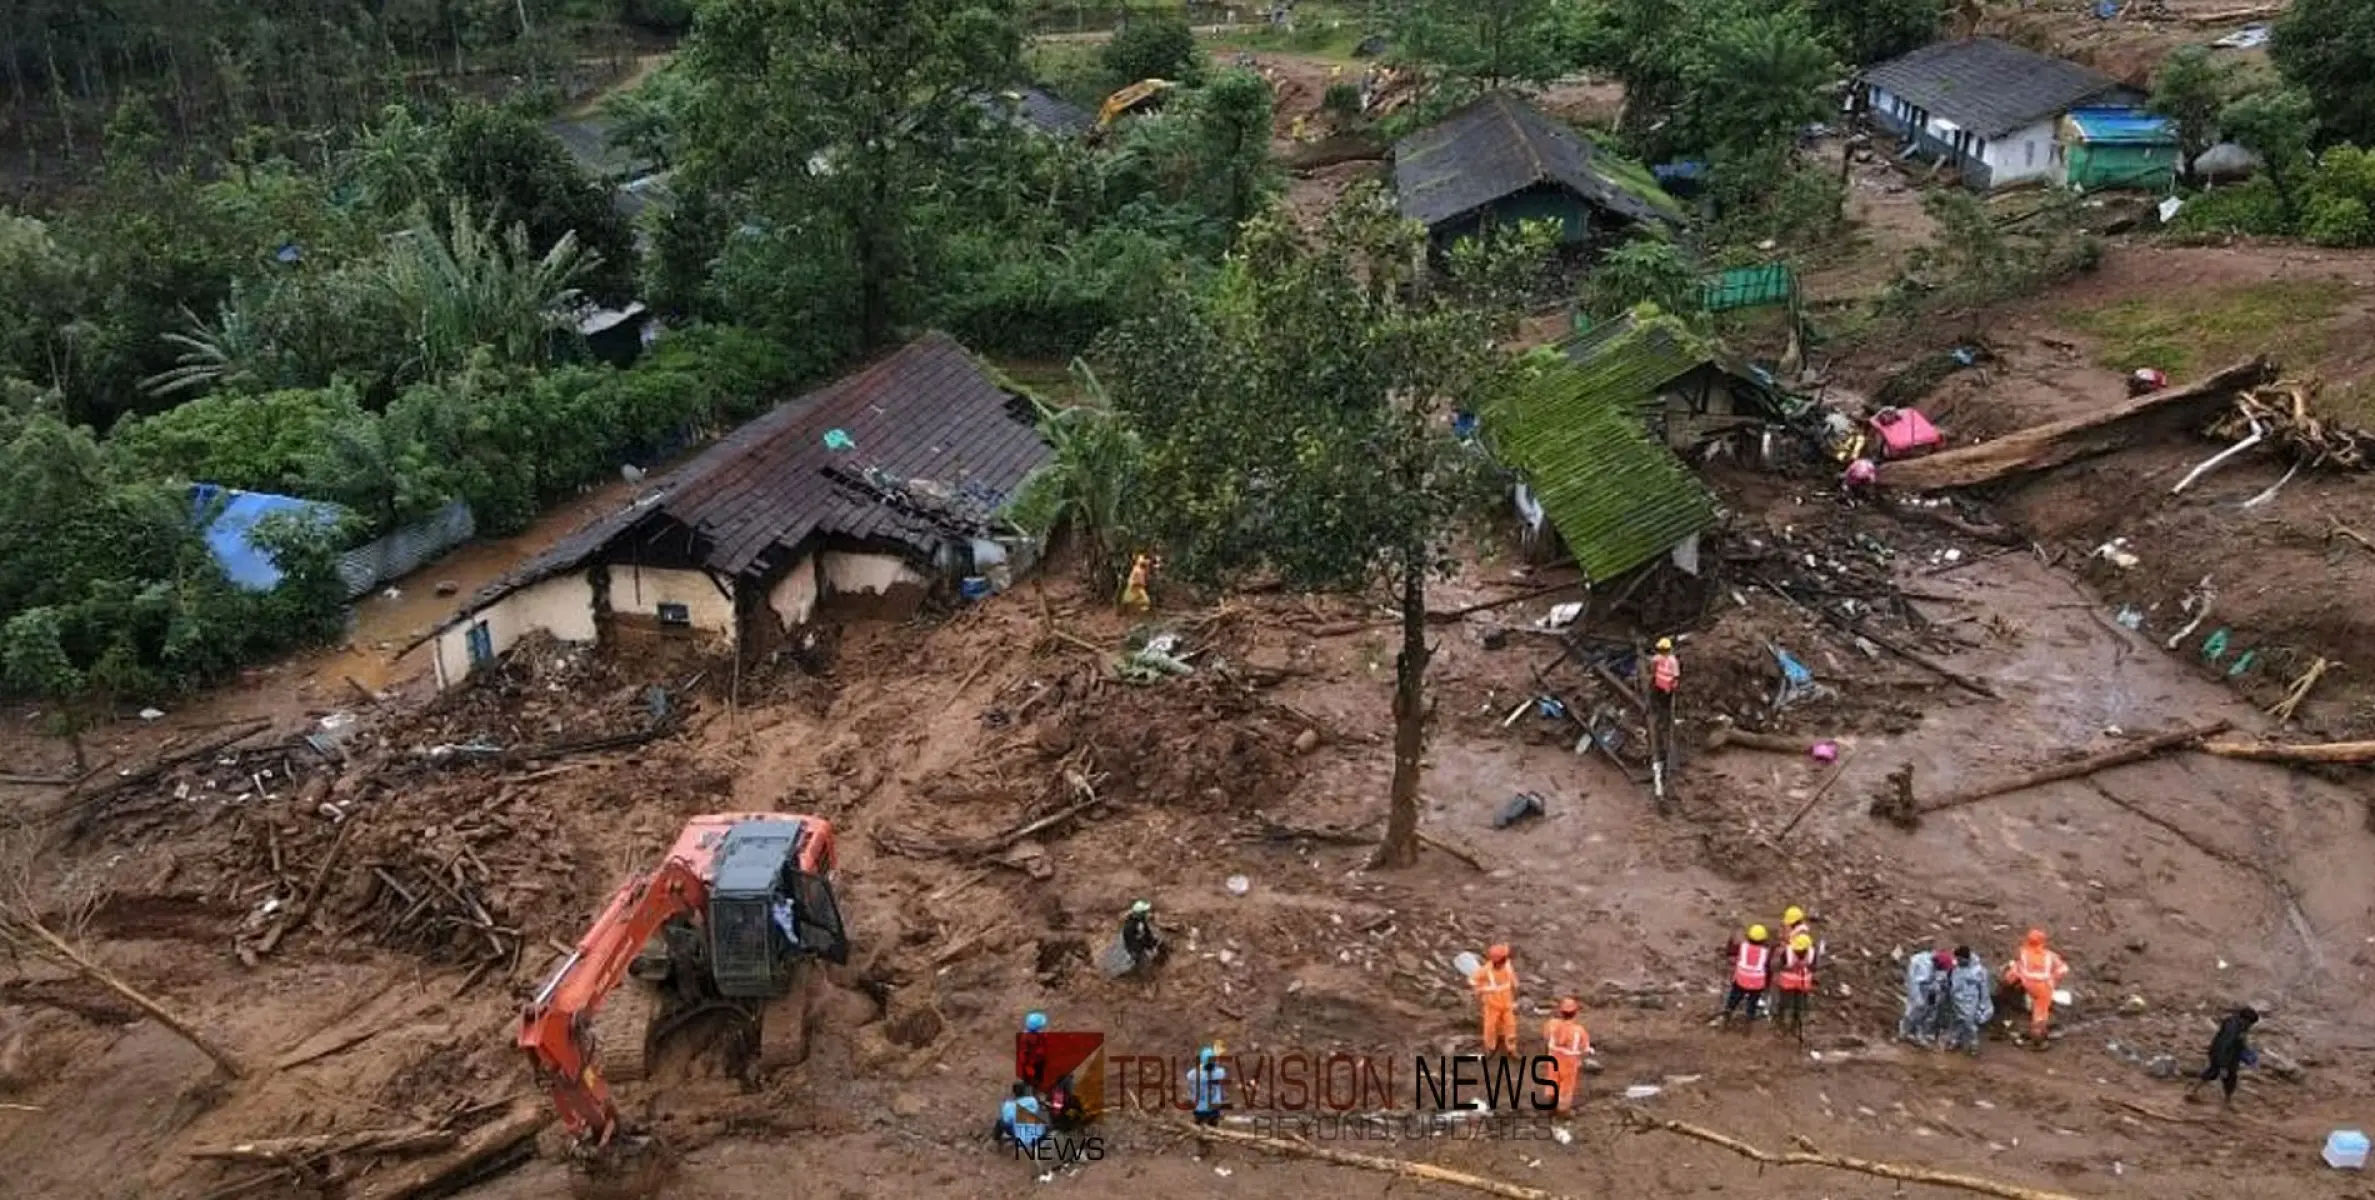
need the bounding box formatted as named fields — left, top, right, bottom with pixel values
left=1540, top=998, right=1590, bottom=1113
left=2001, top=928, right=2069, bottom=1046
left=1774, top=933, right=1818, bottom=1040
left=1471, top=944, right=1519, bottom=1055
left=1720, top=925, right=1772, bottom=1028
left=1119, top=554, right=1152, bottom=612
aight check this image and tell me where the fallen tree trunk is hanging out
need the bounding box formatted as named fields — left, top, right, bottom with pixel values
left=1879, top=359, right=2272, bottom=491
left=2, top=914, right=246, bottom=1077
left=357, top=1103, right=545, bottom=1200
left=2200, top=738, right=2375, bottom=765
left=1916, top=723, right=2231, bottom=816
left=1192, top=1124, right=1564, bottom=1200
left=1628, top=1112, right=2081, bottom=1200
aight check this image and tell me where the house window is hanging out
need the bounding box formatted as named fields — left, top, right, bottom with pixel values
left=657, top=602, right=691, bottom=627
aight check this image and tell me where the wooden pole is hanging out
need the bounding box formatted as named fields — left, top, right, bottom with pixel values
left=5, top=915, right=246, bottom=1077
left=1917, top=723, right=2230, bottom=815
left=2199, top=738, right=2375, bottom=765
left=1628, top=1112, right=2082, bottom=1200
left=1193, top=1124, right=1565, bottom=1200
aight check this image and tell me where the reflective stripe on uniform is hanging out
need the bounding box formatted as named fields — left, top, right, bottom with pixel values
left=1475, top=965, right=1514, bottom=995
left=1548, top=1023, right=1587, bottom=1056
left=1733, top=942, right=1770, bottom=989
left=2018, top=948, right=2059, bottom=984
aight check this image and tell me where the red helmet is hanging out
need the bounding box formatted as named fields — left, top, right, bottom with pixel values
left=1557, top=997, right=1579, bottom=1017
left=1488, top=943, right=1511, bottom=963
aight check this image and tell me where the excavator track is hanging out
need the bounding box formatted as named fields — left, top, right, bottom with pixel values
left=592, top=979, right=660, bottom=1084
left=754, top=961, right=815, bottom=1074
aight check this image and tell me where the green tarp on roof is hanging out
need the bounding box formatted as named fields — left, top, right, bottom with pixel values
left=1488, top=312, right=1719, bottom=582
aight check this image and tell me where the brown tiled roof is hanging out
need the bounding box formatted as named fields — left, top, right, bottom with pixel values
left=436, top=333, right=1047, bottom=630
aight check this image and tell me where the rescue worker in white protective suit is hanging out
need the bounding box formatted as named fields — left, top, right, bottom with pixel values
left=1899, top=946, right=1950, bottom=1045
left=1944, top=945, right=1996, bottom=1055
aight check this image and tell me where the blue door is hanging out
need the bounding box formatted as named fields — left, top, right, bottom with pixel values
left=466, top=621, right=494, bottom=667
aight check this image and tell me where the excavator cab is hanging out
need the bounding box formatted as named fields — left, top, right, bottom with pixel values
left=707, top=817, right=848, bottom=997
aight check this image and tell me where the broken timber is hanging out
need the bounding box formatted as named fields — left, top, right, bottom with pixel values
left=2199, top=738, right=2375, bottom=765
left=1627, top=1111, right=2081, bottom=1200
left=1914, top=723, right=2231, bottom=816
left=1192, top=1124, right=1564, bottom=1200
left=1705, top=727, right=1809, bottom=755
left=1879, top=359, right=2273, bottom=492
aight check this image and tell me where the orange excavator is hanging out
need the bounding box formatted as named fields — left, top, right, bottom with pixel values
left=518, top=812, right=851, bottom=1149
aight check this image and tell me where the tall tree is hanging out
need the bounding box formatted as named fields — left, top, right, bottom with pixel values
left=680, top=0, right=1023, bottom=349
left=2149, top=46, right=2232, bottom=168
left=1675, top=2, right=1837, bottom=164
left=2222, top=88, right=2318, bottom=223
left=1809, top=0, right=1942, bottom=69
left=1388, top=0, right=1582, bottom=92
left=2272, top=0, right=2375, bottom=146
left=1096, top=190, right=1551, bottom=867
left=1101, top=9, right=1203, bottom=86
left=436, top=104, right=636, bottom=303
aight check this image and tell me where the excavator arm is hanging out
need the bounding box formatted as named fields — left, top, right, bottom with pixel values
left=517, top=858, right=710, bottom=1145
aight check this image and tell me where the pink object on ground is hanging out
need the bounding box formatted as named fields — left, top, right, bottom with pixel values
left=1811, top=741, right=1839, bottom=763
left=1843, top=459, right=1878, bottom=487
left=1868, top=408, right=1942, bottom=458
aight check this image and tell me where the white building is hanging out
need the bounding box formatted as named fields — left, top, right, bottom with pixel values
left=1855, top=37, right=2142, bottom=192
left=425, top=332, right=1049, bottom=689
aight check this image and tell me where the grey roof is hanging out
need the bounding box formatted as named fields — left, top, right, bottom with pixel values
left=435, top=333, right=1049, bottom=632
left=1858, top=38, right=2132, bottom=140
left=977, top=87, right=1093, bottom=137
left=1393, top=93, right=1683, bottom=232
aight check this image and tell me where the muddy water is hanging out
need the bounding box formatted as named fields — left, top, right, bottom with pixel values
left=302, top=477, right=648, bottom=695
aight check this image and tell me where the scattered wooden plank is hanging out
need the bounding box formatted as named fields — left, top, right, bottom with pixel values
left=355, top=1103, right=545, bottom=1200
left=1628, top=1111, right=2082, bottom=1200
left=2199, top=738, right=2375, bottom=765
left=1425, top=581, right=1583, bottom=625
left=1193, top=1124, right=1563, bottom=1200
left=62, top=719, right=274, bottom=812
left=1774, top=750, right=1852, bottom=842
left=1916, top=723, right=2231, bottom=816
left=1705, top=727, right=1808, bottom=756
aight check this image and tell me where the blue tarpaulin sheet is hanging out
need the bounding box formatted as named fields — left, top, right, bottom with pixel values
left=2066, top=108, right=2176, bottom=145
left=190, top=483, right=345, bottom=592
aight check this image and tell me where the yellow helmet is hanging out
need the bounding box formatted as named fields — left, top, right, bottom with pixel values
left=1783, top=906, right=1805, bottom=926
left=1791, top=933, right=1813, bottom=952
left=1747, top=924, right=1769, bottom=943
left=1656, top=637, right=1674, bottom=652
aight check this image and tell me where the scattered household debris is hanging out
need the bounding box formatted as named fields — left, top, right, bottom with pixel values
left=1491, top=792, right=1547, bottom=829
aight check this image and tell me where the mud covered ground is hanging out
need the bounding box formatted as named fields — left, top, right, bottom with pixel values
left=3, top=402, right=2372, bottom=1200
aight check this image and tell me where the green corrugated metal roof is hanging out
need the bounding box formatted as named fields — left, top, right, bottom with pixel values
left=1488, top=312, right=1718, bottom=582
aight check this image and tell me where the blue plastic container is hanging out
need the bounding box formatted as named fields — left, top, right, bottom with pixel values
left=960, top=576, right=992, bottom=602
left=2324, top=1130, right=2368, bottom=1170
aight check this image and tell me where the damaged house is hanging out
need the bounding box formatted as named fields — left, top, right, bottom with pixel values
left=1558, top=306, right=1788, bottom=451
left=427, top=333, right=1050, bottom=689
left=1485, top=316, right=1722, bottom=584
left=1394, top=93, right=1684, bottom=250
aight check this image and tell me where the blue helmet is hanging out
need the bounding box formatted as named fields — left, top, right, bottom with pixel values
left=1024, top=1011, right=1048, bottom=1033
left=1199, top=1045, right=1217, bottom=1066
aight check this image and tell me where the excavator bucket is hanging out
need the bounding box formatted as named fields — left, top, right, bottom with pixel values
left=569, top=1131, right=679, bottom=1200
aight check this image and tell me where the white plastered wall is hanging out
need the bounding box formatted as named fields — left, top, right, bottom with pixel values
left=432, top=571, right=597, bottom=689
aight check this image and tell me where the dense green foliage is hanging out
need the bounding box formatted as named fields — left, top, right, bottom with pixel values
left=1807, top=0, right=1942, bottom=68
left=2272, top=0, right=2375, bottom=147
left=2150, top=47, right=2233, bottom=167
left=1386, top=0, right=1592, bottom=92
left=1102, top=11, right=1204, bottom=86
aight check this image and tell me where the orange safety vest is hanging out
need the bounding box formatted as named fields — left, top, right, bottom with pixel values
left=1778, top=945, right=1815, bottom=992
left=2016, top=946, right=2063, bottom=988
left=1473, top=963, right=1516, bottom=1006
left=1651, top=654, right=1680, bottom=694
left=1732, top=941, right=1770, bottom=990
left=1543, top=1018, right=1589, bottom=1059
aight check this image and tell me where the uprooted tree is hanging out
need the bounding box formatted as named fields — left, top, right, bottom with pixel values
left=1096, top=188, right=1550, bottom=866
